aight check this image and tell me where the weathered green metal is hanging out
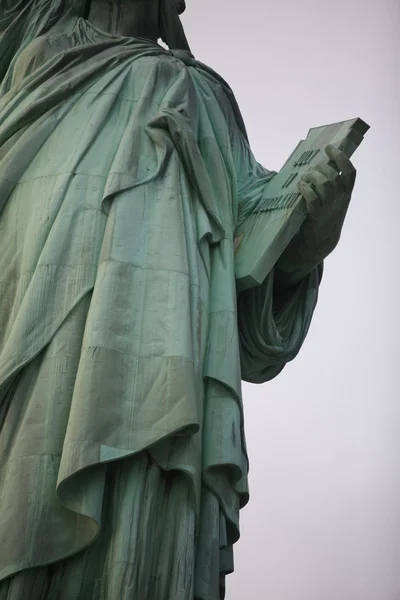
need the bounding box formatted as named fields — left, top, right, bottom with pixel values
left=0, top=2, right=367, bottom=598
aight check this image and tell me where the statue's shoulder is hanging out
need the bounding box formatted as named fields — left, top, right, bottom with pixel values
left=191, top=59, right=249, bottom=141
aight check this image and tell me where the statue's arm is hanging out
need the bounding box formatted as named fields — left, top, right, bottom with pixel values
left=235, top=122, right=356, bottom=293
left=232, top=115, right=356, bottom=382
left=274, top=144, right=357, bottom=291
left=233, top=125, right=322, bottom=382
left=233, top=128, right=312, bottom=290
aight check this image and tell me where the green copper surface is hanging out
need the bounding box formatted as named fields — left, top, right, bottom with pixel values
left=0, top=1, right=366, bottom=598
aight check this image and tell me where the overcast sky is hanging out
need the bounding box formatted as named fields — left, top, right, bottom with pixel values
left=182, top=1, right=399, bottom=599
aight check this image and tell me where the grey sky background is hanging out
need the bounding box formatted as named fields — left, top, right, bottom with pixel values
left=182, top=1, right=399, bottom=599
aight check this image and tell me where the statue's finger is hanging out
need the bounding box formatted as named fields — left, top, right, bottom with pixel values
left=325, top=145, right=357, bottom=194
left=297, top=179, right=322, bottom=219
left=301, top=169, right=334, bottom=210
left=325, top=144, right=354, bottom=168
left=313, top=161, right=345, bottom=200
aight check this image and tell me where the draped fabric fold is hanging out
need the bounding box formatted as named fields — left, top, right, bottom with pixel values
left=0, top=6, right=321, bottom=598
left=238, top=263, right=323, bottom=383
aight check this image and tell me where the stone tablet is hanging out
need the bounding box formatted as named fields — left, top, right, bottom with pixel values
left=234, top=118, right=369, bottom=291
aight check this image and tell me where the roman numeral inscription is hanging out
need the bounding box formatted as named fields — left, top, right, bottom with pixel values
left=293, top=148, right=321, bottom=166
left=282, top=172, right=299, bottom=189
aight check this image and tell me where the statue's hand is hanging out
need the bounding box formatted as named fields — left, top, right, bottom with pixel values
left=274, top=145, right=356, bottom=289
left=296, top=144, right=357, bottom=259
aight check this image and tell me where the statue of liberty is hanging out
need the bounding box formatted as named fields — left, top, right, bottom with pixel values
left=0, top=1, right=358, bottom=598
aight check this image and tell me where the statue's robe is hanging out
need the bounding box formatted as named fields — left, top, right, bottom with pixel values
left=0, top=5, right=322, bottom=599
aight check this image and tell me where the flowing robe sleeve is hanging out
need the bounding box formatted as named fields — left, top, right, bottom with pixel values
left=233, top=126, right=323, bottom=383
